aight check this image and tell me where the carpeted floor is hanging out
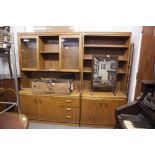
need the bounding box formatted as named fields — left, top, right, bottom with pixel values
left=29, top=121, right=91, bottom=129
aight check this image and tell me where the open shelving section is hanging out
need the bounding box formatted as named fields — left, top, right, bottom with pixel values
left=80, top=32, right=131, bottom=127
left=82, top=32, right=131, bottom=96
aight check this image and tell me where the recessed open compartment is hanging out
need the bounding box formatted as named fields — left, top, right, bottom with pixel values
left=83, top=60, right=92, bottom=73
left=20, top=71, right=80, bottom=93
left=40, top=53, right=59, bottom=70
left=84, top=35, right=130, bottom=46
left=117, top=74, right=127, bottom=93
left=39, top=36, right=59, bottom=53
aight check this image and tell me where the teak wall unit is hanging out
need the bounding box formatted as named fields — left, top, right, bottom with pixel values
left=18, top=32, right=131, bottom=127
left=18, top=33, right=82, bottom=125
left=81, top=32, right=131, bottom=127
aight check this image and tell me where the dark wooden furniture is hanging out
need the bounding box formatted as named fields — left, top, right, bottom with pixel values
left=115, top=94, right=155, bottom=129
left=141, top=80, right=155, bottom=96
left=135, top=27, right=155, bottom=97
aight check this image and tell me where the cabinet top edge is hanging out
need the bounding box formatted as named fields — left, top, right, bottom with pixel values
left=84, top=32, right=131, bottom=36
left=17, top=32, right=131, bottom=37
left=17, top=32, right=82, bottom=36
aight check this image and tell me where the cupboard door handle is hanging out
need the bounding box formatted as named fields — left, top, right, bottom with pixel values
left=66, top=108, right=72, bottom=111
left=66, top=100, right=71, bottom=103
left=33, top=99, right=37, bottom=104
left=66, top=116, right=71, bottom=119
left=105, top=103, right=107, bottom=108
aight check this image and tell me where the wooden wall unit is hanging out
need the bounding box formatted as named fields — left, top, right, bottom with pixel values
left=81, top=32, right=131, bottom=127
left=18, top=32, right=131, bottom=127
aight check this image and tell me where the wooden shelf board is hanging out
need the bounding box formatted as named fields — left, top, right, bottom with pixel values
left=83, top=55, right=93, bottom=60
left=82, top=89, right=127, bottom=98
left=83, top=67, right=92, bottom=73
left=40, top=51, right=59, bottom=54
left=118, top=59, right=128, bottom=62
left=117, top=69, right=126, bottom=74
left=60, top=69, right=80, bottom=73
left=21, top=68, right=39, bottom=71
left=84, top=44, right=129, bottom=48
left=84, top=32, right=131, bottom=37
left=19, top=89, right=80, bottom=97
left=21, top=69, right=80, bottom=73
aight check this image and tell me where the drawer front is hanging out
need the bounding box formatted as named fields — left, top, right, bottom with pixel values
left=58, top=107, right=80, bottom=123
left=53, top=97, right=80, bottom=107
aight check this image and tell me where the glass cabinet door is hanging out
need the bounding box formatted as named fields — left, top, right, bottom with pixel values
left=20, top=37, right=38, bottom=69
left=60, top=36, right=80, bottom=70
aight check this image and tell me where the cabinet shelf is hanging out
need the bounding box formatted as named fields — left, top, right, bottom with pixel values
left=21, top=69, right=80, bottom=73
left=83, top=67, right=92, bottom=73
left=117, top=69, right=126, bottom=74
left=40, top=51, right=59, bottom=54
left=118, top=59, right=128, bottom=62
left=84, top=44, right=129, bottom=48
left=21, top=68, right=39, bottom=71
left=82, top=89, right=127, bottom=98
left=83, top=55, right=92, bottom=60
left=19, top=89, right=80, bottom=97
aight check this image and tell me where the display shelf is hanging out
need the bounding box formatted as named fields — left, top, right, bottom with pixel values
left=83, top=67, right=92, bottom=73
left=117, top=69, right=126, bottom=74
left=84, top=44, right=129, bottom=48
left=19, top=89, right=80, bottom=97
left=40, top=51, right=59, bottom=54
left=82, top=89, right=127, bottom=98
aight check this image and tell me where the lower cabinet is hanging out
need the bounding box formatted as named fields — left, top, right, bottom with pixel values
left=80, top=98, right=126, bottom=126
left=19, top=94, right=80, bottom=124
left=20, top=94, right=126, bottom=126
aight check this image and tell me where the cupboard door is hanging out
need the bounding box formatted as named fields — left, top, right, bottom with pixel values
left=38, top=96, right=59, bottom=122
left=20, top=94, right=39, bottom=120
left=60, top=35, right=80, bottom=70
left=20, top=37, right=38, bottom=69
left=81, top=98, right=126, bottom=126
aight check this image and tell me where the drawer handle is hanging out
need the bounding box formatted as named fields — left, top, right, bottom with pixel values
left=66, top=100, right=71, bottom=103
left=66, top=116, right=71, bottom=119
left=66, top=108, right=72, bottom=111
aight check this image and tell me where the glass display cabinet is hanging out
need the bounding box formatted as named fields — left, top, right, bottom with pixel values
left=20, top=37, right=38, bottom=70
left=60, top=36, right=80, bottom=71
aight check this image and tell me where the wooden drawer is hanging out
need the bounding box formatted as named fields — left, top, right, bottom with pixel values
left=53, top=96, right=80, bottom=108
left=58, top=107, right=80, bottom=123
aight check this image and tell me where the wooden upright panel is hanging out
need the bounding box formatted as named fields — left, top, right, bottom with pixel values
left=135, top=27, right=155, bottom=96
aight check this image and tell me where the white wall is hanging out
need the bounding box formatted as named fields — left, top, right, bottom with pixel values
left=0, top=26, right=142, bottom=102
